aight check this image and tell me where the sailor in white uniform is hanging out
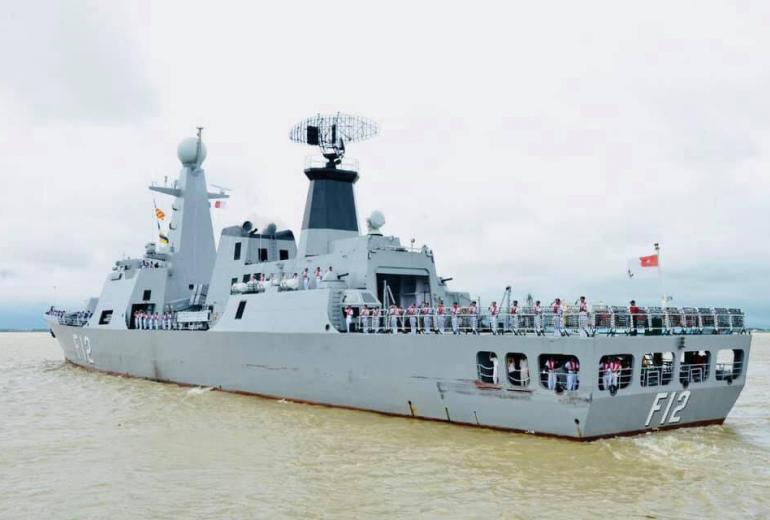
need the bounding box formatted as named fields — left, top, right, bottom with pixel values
left=407, top=304, right=417, bottom=334
left=314, top=267, right=322, bottom=287
left=360, top=305, right=370, bottom=334
left=488, top=301, right=499, bottom=335
left=469, top=302, right=478, bottom=335
left=551, top=298, right=563, bottom=337
left=533, top=301, right=543, bottom=336
left=578, top=296, right=589, bottom=337
left=545, top=357, right=557, bottom=390
left=389, top=305, right=400, bottom=334
left=344, top=305, right=354, bottom=333
left=436, top=303, right=446, bottom=334
left=565, top=358, right=579, bottom=391
left=610, top=358, right=622, bottom=388
left=601, top=359, right=612, bottom=390
left=372, top=306, right=381, bottom=333
left=510, top=300, right=519, bottom=335
left=490, top=353, right=499, bottom=384
left=519, top=356, right=530, bottom=387
left=303, top=268, right=310, bottom=290
left=323, top=266, right=335, bottom=281
left=451, top=303, right=460, bottom=335
left=421, top=303, right=432, bottom=334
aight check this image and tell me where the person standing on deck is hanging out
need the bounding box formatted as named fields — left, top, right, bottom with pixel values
left=551, top=298, right=563, bottom=337
left=407, top=304, right=418, bottom=334
left=565, top=357, right=579, bottom=390
left=421, top=302, right=432, bottom=334
left=360, top=305, right=370, bottom=334
left=302, top=268, right=310, bottom=290
left=600, top=358, right=612, bottom=390
left=507, top=357, right=516, bottom=385
left=490, top=353, right=499, bottom=384
left=451, top=303, right=460, bottom=335
left=315, top=267, right=322, bottom=287
left=520, top=356, right=530, bottom=386
left=488, top=301, right=500, bottom=335
left=323, top=266, right=335, bottom=282
left=510, top=300, right=519, bottom=335
left=345, top=305, right=354, bottom=333
left=578, top=296, right=590, bottom=337
left=545, top=356, right=558, bottom=390
left=468, top=301, right=479, bottom=335
left=534, top=300, right=543, bottom=336
left=610, top=357, right=622, bottom=388
left=436, top=302, right=446, bottom=334
left=389, top=304, right=400, bottom=334
left=372, top=306, right=381, bottom=333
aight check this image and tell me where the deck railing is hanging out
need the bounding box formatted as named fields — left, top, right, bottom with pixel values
left=351, top=306, right=747, bottom=336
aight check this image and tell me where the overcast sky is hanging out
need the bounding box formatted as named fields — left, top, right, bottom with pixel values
left=1, top=0, right=769, bottom=328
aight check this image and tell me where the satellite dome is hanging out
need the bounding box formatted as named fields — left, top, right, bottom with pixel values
left=265, top=223, right=278, bottom=235
left=177, top=137, right=207, bottom=167
left=367, top=210, right=385, bottom=233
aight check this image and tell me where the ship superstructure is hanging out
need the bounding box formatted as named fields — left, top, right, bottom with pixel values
left=45, top=117, right=752, bottom=440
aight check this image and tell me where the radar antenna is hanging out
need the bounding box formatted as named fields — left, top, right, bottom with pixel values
left=289, top=113, right=379, bottom=167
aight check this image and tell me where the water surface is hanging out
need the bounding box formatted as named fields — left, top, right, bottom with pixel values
left=1, top=332, right=768, bottom=519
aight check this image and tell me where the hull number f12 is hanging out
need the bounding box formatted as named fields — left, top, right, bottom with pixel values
left=645, top=391, right=691, bottom=427
left=72, top=334, right=94, bottom=365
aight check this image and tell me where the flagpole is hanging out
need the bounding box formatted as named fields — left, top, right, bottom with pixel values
left=655, top=242, right=666, bottom=307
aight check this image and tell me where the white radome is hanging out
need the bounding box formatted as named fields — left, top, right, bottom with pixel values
left=367, top=210, right=386, bottom=232
left=177, top=137, right=207, bottom=167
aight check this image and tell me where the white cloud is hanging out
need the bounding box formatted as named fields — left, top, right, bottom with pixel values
left=1, top=0, right=769, bottom=325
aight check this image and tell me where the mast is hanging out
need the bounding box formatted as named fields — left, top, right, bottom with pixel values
left=148, top=129, right=228, bottom=302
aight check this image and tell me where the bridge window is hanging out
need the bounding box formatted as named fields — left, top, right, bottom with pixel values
left=231, top=277, right=237, bottom=286
left=98, top=310, right=113, bottom=325
left=242, top=274, right=250, bottom=283
left=716, top=349, right=744, bottom=381
left=235, top=300, right=247, bottom=320
left=476, top=351, right=499, bottom=384
left=640, top=352, right=673, bottom=387
left=233, top=241, right=242, bottom=261
left=680, top=350, right=710, bottom=384
left=538, top=354, right=581, bottom=391
left=142, top=290, right=152, bottom=302
left=279, top=249, right=289, bottom=260
left=598, top=354, right=633, bottom=391
left=259, top=248, right=268, bottom=262
left=505, top=353, right=530, bottom=387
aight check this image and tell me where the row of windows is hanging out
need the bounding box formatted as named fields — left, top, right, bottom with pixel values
left=232, top=242, right=289, bottom=262
left=476, top=349, right=745, bottom=391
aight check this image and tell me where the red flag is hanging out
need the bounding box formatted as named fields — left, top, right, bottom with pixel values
left=639, top=254, right=659, bottom=268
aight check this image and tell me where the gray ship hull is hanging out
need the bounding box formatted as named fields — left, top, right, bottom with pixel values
left=49, top=323, right=750, bottom=441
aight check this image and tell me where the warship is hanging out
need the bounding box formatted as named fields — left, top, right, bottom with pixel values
left=45, top=115, right=751, bottom=441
